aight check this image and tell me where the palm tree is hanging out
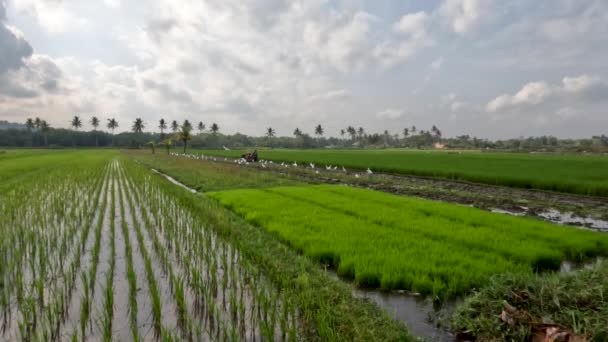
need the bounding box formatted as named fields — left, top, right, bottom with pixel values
left=71, top=116, right=82, bottom=147
left=347, top=126, right=357, bottom=140
left=40, top=120, right=50, bottom=147
left=132, top=118, right=145, bottom=133
left=266, top=127, right=276, bottom=138
left=403, top=128, right=409, bottom=138
left=90, top=116, right=100, bottom=147
left=163, top=139, right=172, bottom=154
left=147, top=141, right=156, bottom=154
left=357, top=127, right=365, bottom=139
left=314, top=124, right=324, bottom=137
left=411, top=125, right=417, bottom=135
left=293, top=128, right=302, bottom=137
left=431, top=125, right=442, bottom=140
left=197, top=121, right=205, bottom=135
left=25, top=118, right=35, bottom=146
left=210, top=123, right=219, bottom=135
left=159, top=118, right=167, bottom=139
left=107, top=118, right=119, bottom=146
left=171, top=120, right=179, bottom=133
left=34, top=117, right=41, bottom=129
left=340, top=129, right=345, bottom=138
left=178, top=123, right=192, bottom=153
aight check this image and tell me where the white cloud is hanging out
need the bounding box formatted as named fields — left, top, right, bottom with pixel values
left=486, top=75, right=607, bottom=113
left=104, top=0, right=121, bottom=9
left=439, top=0, right=488, bottom=34
left=10, top=0, right=88, bottom=33
left=376, top=108, right=404, bottom=120
left=431, top=56, right=443, bottom=70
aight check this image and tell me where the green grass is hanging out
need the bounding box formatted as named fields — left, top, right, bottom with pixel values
left=124, top=150, right=303, bottom=191
left=209, top=185, right=608, bottom=297
left=198, top=148, right=608, bottom=196
left=452, top=260, right=608, bottom=341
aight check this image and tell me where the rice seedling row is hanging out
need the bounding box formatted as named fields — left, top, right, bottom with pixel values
left=209, top=185, right=608, bottom=297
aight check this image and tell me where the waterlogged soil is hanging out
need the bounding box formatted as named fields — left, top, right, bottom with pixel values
left=188, top=154, right=608, bottom=232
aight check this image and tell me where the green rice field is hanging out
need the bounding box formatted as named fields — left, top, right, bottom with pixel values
left=198, top=149, right=608, bottom=196
left=209, top=185, right=608, bottom=297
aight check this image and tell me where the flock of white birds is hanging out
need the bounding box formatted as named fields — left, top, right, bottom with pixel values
left=168, top=152, right=374, bottom=177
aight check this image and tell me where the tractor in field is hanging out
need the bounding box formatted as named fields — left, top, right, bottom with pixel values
left=241, top=150, right=258, bottom=162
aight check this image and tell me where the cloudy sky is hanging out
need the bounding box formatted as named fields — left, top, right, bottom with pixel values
left=1, top=0, right=607, bottom=138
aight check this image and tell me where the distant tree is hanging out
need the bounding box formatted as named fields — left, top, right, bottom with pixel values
left=403, top=128, right=409, bottom=137
left=340, top=129, right=345, bottom=138
left=431, top=125, right=442, bottom=140
left=293, top=128, right=302, bottom=137
left=266, top=127, right=276, bottom=138
left=147, top=141, right=156, bottom=154
left=171, top=120, right=179, bottom=133
left=40, top=120, right=50, bottom=147
left=411, top=125, right=417, bottom=135
left=163, top=139, right=172, bottom=154
left=183, top=120, right=192, bottom=131
left=159, top=118, right=167, bottom=139
left=347, top=126, right=357, bottom=140
left=197, top=121, right=205, bottom=135
left=90, top=116, right=100, bottom=147
left=210, top=123, right=219, bottom=135
left=34, top=117, right=41, bottom=129
left=357, top=127, right=365, bottom=139
left=383, top=130, right=390, bottom=146
left=132, top=118, right=145, bottom=134
left=25, top=118, right=35, bottom=146
left=25, top=118, right=34, bottom=131
left=107, top=118, right=119, bottom=146
left=315, top=124, right=324, bottom=137
left=177, top=123, right=192, bottom=153
left=71, top=116, right=82, bottom=147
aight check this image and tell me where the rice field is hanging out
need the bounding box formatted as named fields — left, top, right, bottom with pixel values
left=209, top=185, right=608, bottom=297
left=198, top=149, right=608, bottom=196
left=0, top=152, right=299, bottom=341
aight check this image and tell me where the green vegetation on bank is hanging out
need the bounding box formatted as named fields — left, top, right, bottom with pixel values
left=452, top=260, right=608, bottom=341
left=199, top=148, right=608, bottom=196
left=124, top=150, right=303, bottom=191
left=209, top=185, right=608, bottom=297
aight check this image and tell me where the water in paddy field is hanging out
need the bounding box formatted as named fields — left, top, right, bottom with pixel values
left=491, top=207, right=608, bottom=232
left=150, top=169, right=197, bottom=193
left=326, top=270, right=457, bottom=341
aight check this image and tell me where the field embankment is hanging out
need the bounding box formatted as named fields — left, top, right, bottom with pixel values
left=198, top=149, right=608, bottom=196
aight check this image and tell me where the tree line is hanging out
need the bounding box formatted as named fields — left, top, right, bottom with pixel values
left=1, top=116, right=606, bottom=153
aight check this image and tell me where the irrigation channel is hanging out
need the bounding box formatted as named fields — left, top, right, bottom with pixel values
left=0, top=159, right=299, bottom=341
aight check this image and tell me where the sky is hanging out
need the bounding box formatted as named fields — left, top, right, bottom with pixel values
left=0, top=0, right=607, bottom=139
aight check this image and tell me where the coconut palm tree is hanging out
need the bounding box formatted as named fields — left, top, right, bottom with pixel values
left=266, top=127, right=276, bottom=138
left=340, top=129, right=345, bottom=138
left=357, top=127, right=365, bottom=139
left=403, top=128, right=409, bottom=137
left=171, top=120, right=179, bottom=133
left=159, top=118, right=167, bottom=139
left=177, top=123, right=192, bottom=153
left=40, top=120, right=50, bottom=147
left=293, top=128, right=302, bottom=137
left=34, top=117, right=41, bottom=129
left=197, top=121, right=205, bottom=135
left=314, top=124, right=324, bottom=137
left=25, top=118, right=35, bottom=146
left=411, top=125, right=417, bottom=135
left=210, top=123, right=219, bottom=135
left=132, top=118, right=145, bottom=133
left=107, top=118, right=119, bottom=146
left=71, top=116, right=82, bottom=147
left=347, top=126, right=356, bottom=140
left=163, top=138, right=172, bottom=154
left=90, top=116, right=100, bottom=147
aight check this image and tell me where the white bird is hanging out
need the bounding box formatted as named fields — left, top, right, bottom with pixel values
left=342, top=166, right=347, bottom=172
left=315, top=170, right=319, bottom=174
left=367, top=168, right=373, bottom=175
left=261, top=163, right=266, bottom=168
left=293, top=162, right=298, bottom=167
left=333, top=166, right=338, bottom=170
left=326, top=165, right=332, bottom=170
left=280, top=162, right=285, bottom=167
left=310, top=163, right=315, bottom=169
left=355, top=173, right=360, bottom=178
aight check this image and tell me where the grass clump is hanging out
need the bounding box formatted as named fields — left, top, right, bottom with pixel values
left=452, top=260, right=608, bottom=341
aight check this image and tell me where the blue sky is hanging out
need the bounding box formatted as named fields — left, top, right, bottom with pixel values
left=1, top=0, right=607, bottom=138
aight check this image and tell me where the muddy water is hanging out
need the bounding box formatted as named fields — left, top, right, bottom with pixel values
left=491, top=207, right=608, bottom=232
